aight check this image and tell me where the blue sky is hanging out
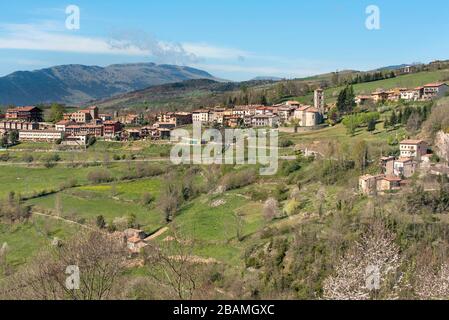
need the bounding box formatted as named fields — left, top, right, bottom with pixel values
left=1, top=0, right=449, bottom=80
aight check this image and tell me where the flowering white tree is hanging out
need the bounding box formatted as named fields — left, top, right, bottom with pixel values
left=263, top=198, right=281, bottom=221
left=415, top=262, right=449, bottom=300
left=322, top=220, right=402, bottom=300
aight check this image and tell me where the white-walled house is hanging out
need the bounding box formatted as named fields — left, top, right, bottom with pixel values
left=399, top=139, right=428, bottom=161
left=422, top=83, right=449, bottom=100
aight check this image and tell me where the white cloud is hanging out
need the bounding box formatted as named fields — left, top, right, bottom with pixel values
left=0, top=22, right=332, bottom=79
left=0, top=23, right=151, bottom=56
left=182, top=42, right=250, bottom=60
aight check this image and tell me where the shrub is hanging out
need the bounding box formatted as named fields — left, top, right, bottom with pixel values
left=141, top=192, right=154, bottom=206
left=279, top=139, right=294, bottom=148
left=220, top=169, right=257, bottom=191
left=0, top=153, right=10, bottom=162
left=281, top=160, right=301, bottom=176
left=22, top=154, right=34, bottom=163
left=87, top=169, right=113, bottom=184
left=96, top=215, right=106, bottom=229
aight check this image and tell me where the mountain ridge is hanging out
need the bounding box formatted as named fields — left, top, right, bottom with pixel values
left=0, top=63, right=220, bottom=106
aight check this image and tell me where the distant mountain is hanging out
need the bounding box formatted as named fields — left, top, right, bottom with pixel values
left=0, top=63, right=220, bottom=106
left=251, top=76, right=284, bottom=81
left=374, top=63, right=423, bottom=72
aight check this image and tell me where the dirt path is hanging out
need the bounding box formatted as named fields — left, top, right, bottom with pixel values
left=32, top=211, right=97, bottom=231
left=168, top=255, right=219, bottom=264
left=145, top=227, right=169, bottom=241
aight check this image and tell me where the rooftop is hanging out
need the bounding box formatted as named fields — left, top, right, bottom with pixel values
left=400, top=139, right=426, bottom=145
left=7, top=106, right=40, bottom=112
left=423, top=82, right=447, bottom=88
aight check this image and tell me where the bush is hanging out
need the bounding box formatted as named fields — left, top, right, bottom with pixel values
left=60, top=178, right=78, bottom=190
left=248, top=188, right=269, bottom=202
left=220, top=169, right=257, bottom=191
left=141, top=192, right=154, bottom=206
left=87, top=169, right=113, bottom=184
left=281, top=160, right=301, bottom=176
left=274, top=184, right=289, bottom=202
left=22, top=154, right=34, bottom=163
left=45, top=154, right=61, bottom=162
left=279, top=139, right=294, bottom=148
left=96, top=215, right=106, bottom=229
left=0, top=153, right=10, bottom=162
left=87, top=136, right=97, bottom=147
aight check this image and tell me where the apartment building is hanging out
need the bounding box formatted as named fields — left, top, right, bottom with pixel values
left=70, top=106, right=99, bottom=123
left=19, top=130, right=64, bottom=142
left=65, top=124, right=104, bottom=137
left=251, top=115, right=279, bottom=127
left=255, top=106, right=274, bottom=116
left=192, top=110, right=212, bottom=123
left=232, top=106, right=256, bottom=117
left=55, top=120, right=76, bottom=132
left=6, top=106, right=43, bottom=122
left=0, top=121, right=39, bottom=133
left=400, top=88, right=423, bottom=101
left=157, top=112, right=192, bottom=126
left=277, top=106, right=296, bottom=123
left=103, top=121, right=123, bottom=138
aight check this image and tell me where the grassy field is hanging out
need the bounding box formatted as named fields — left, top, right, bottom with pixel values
left=27, top=177, right=165, bottom=233
left=0, top=164, right=137, bottom=199
left=0, top=216, right=80, bottom=268
left=77, top=178, right=163, bottom=202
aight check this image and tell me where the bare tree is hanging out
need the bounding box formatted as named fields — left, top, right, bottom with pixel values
left=0, top=231, right=128, bottom=300
left=143, top=231, right=212, bottom=300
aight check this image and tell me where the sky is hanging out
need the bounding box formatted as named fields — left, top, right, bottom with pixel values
left=0, top=0, right=449, bottom=81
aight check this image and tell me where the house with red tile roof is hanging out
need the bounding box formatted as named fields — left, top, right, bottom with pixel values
left=422, top=83, right=449, bottom=100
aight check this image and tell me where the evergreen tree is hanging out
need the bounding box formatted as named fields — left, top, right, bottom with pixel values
left=367, top=118, right=376, bottom=132
left=336, top=85, right=356, bottom=114
left=397, top=109, right=403, bottom=124
left=390, top=111, right=397, bottom=126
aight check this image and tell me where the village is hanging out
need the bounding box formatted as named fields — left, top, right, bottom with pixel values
left=0, top=88, right=326, bottom=147
left=1, top=82, right=448, bottom=147
left=1, top=81, right=449, bottom=203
